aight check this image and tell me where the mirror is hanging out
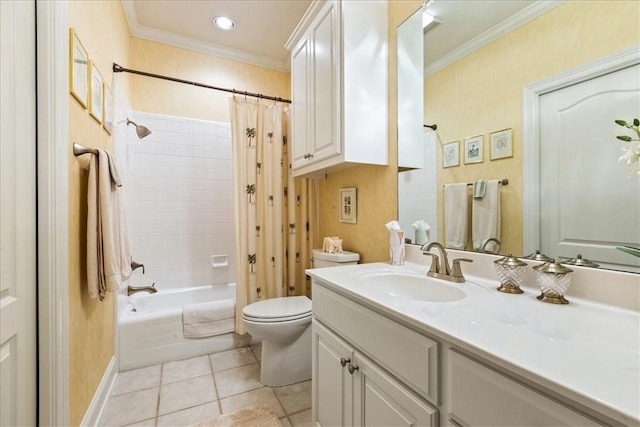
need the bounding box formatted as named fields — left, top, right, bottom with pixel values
left=397, top=1, right=640, bottom=273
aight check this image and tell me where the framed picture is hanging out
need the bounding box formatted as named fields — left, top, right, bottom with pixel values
left=443, top=140, right=460, bottom=168
left=103, top=83, right=113, bottom=134
left=339, top=187, right=357, bottom=224
left=69, top=28, right=88, bottom=108
left=490, top=128, right=513, bottom=160
left=89, top=60, right=103, bottom=124
left=464, top=135, right=483, bottom=164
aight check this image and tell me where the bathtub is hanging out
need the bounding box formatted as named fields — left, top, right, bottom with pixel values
left=118, top=283, right=252, bottom=371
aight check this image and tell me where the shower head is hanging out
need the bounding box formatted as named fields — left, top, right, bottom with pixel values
left=126, top=118, right=152, bottom=139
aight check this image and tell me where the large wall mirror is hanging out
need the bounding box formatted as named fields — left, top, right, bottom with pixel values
left=397, top=0, right=640, bottom=273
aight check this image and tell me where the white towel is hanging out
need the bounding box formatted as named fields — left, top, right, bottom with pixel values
left=183, top=299, right=235, bottom=339
left=87, top=150, right=132, bottom=300
left=472, top=179, right=501, bottom=252
left=444, top=183, right=468, bottom=249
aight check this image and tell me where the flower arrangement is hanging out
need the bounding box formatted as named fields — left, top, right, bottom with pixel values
left=615, top=118, right=640, bottom=177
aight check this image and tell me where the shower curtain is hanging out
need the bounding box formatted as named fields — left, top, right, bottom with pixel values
left=230, top=97, right=318, bottom=335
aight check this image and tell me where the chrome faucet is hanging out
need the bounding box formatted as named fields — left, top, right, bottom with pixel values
left=127, top=283, right=157, bottom=296
left=478, top=238, right=501, bottom=254
left=420, top=242, right=473, bottom=283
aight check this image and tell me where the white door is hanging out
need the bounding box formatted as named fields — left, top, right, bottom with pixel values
left=539, top=64, right=640, bottom=272
left=0, top=1, right=38, bottom=425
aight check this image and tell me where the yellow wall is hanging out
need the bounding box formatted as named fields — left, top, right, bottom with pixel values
left=318, top=1, right=422, bottom=263
left=68, top=1, right=131, bottom=425
left=426, top=0, right=639, bottom=255
left=127, top=38, right=290, bottom=123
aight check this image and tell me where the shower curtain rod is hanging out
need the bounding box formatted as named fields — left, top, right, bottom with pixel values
left=112, top=63, right=292, bottom=104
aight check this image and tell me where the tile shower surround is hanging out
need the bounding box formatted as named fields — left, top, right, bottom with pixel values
left=123, top=112, right=235, bottom=290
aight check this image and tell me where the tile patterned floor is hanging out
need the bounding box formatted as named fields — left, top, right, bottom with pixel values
left=99, top=343, right=311, bottom=427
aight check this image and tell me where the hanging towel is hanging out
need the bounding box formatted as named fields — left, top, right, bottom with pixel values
left=472, top=179, right=487, bottom=199
left=444, top=183, right=468, bottom=249
left=87, top=150, right=132, bottom=300
left=183, top=299, right=235, bottom=338
left=472, top=179, right=501, bottom=252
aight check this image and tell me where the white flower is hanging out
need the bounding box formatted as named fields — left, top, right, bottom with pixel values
left=618, top=146, right=640, bottom=166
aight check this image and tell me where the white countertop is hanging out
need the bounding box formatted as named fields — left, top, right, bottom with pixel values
left=307, top=261, right=640, bottom=425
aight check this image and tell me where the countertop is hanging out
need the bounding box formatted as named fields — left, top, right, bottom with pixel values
left=307, top=261, right=640, bottom=425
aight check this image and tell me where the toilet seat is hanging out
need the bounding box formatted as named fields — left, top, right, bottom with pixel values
left=242, top=296, right=311, bottom=323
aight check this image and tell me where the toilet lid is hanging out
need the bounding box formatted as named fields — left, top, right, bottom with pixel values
left=242, top=296, right=311, bottom=320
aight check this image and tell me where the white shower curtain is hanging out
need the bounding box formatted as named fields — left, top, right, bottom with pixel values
left=230, top=97, right=318, bottom=335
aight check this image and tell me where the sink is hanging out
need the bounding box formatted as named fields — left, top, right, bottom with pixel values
left=358, top=271, right=467, bottom=302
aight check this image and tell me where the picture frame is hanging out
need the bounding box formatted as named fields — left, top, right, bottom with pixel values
left=69, top=28, right=89, bottom=108
left=103, top=83, right=113, bottom=134
left=490, top=128, right=513, bottom=160
left=443, top=140, right=460, bottom=168
left=463, top=135, right=484, bottom=164
left=89, top=60, right=103, bottom=124
left=339, top=187, right=357, bottom=224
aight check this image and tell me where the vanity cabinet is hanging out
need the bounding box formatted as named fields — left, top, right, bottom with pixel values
left=286, top=0, right=388, bottom=177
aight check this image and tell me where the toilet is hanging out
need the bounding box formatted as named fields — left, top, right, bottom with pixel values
left=242, top=249, right=359, bottom=386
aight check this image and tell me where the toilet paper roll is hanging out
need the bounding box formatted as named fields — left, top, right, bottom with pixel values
left=389, top=230, right=405, bottom=266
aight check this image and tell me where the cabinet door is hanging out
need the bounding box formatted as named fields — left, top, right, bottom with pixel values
left=353, top=353, right=438, bottom=427
left=291, top=35, right=311, bottom=169
left=312, top=319, right=353, bottom=427
left=310, top=0, right=340, bottom=163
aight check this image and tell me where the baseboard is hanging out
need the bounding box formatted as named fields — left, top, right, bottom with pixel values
left=81, top=356, right=118, bottom=427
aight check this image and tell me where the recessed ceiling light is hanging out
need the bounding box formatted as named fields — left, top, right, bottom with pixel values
left=213, top=16, right=235, bottom=31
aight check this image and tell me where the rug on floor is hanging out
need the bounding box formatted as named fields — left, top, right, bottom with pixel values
left=189, top=404, right=282, bottom=427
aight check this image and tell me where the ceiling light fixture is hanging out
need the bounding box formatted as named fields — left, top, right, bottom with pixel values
left=213, top=16, right=235, bottom=31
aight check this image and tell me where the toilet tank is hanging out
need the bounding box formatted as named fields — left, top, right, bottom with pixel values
left=312, top=249, right=360, bottom=268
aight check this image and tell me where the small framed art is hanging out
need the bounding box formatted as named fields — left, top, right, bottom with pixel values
left=443, top=140, right=460, bottom=168
left=490, top=128, right=513, bottom=160
left=464, top=135, right=483, bottom=164
left=339, top=187, right=357, bottom=224
left=89, top=61, right=103, bottom=123
left=69, top=29, right=89, bottom=108
left=103, top=83, right=113, bottom=134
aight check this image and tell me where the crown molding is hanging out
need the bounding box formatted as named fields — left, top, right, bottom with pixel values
left=424, top=0, right=565, bottom=76
left=121, top=0, right=290, bottom=72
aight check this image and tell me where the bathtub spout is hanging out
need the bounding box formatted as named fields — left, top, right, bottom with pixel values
left=127, top=283, right=157, bottom=296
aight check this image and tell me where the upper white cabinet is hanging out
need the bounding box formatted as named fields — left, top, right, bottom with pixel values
left=286, top=0, right=388, bottom=177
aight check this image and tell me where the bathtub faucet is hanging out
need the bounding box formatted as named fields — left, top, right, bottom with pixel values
left=127, top=283, right=157, bottom=296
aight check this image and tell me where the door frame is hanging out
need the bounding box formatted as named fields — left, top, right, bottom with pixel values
left=36, top=1, right=70, bottom=425
left=522, top=45, right=640, bottom=255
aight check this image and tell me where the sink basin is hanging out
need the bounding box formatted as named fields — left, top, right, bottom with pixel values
left=358, top=271, right=467, bottom=302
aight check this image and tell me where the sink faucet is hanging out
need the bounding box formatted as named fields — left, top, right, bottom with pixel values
left=478, top=238, right=501, bottom=254
left=420, top=242, right=473, bottom=283
left=127, top=283, right=157, bottom=296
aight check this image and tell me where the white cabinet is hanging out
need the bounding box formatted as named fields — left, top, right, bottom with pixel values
left=313, top=319, right=438, bottom=427
left=286, top=0, right=388, bottom=177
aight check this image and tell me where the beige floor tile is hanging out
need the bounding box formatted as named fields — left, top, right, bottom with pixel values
left=279, top=416, right=293, bottom=427
left=158, top=375, right=217, bottom=416
left=111, top=365, right=161, bottom=396
left=123, top=418, right=156, bottom=427
left=162, top=355, right=212, bottom=385
left=273, top=380, right=311, bottom=415
left=214, top=362, right=263, bottom=398
left=289, top=409, right=312, bottom=427
left=219, top=387, right=286, bottom=418
left=156, top=401, right=220, bottom=426
left=209, top=347, right=256, bottom=372
left=99, top=387, right=159, bottom=427
left=252, top=342, right=262, bottom=362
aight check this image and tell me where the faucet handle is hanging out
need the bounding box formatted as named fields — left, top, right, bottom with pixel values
left=451, top=258, right=473, bottom=281
left=423, top=252, right=440, bottom=273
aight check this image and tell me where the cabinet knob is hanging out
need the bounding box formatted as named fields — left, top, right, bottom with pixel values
left=340, top=357, right=350, bottom=367
left=348, top=363, right=359, bottom=374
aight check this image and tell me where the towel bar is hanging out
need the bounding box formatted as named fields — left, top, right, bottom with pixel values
left=73, top=142, right=98, bottom=157
left=443, top=178, right=509, bottom=187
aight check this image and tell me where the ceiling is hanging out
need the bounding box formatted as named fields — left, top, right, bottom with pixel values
left=123, top=0, right=558, bottom=74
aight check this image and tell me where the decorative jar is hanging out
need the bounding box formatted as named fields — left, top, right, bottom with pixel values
left=532, top=259, right=573, bottom=304
left=494, top=254, right=527, bottom=294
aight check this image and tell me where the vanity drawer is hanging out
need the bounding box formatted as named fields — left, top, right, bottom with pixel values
left=313, top=282, right=439, bottom=404
left=447, top=349, right=601, bottom=426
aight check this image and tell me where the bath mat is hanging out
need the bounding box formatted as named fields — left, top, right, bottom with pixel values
left=189, top=404, right=282, bottom=427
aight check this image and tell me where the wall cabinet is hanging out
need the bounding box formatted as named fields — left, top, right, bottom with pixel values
left=312, top=279, right=611, bottom=427
left=313, top=319, right=438, bottom=426
left=286, top=0, right=388, bottom=177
